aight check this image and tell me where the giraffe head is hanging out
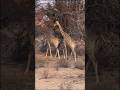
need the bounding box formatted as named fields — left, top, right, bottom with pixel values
left=53, top=21, right=59, bottom=27
left=35, top=14, right=51, bottom=28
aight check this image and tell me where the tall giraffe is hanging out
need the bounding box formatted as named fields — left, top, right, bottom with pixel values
left=45, top=30, right=61, bottom=59
left=54, top=21, right=77, bottom=61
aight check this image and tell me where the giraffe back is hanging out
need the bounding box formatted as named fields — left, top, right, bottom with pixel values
left=63, top=32, right=76, bottom=49
left=49, top=35, right=60, bottom=48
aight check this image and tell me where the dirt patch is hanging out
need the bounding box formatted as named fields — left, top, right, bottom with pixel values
left=35, top=67, right=85, bottom=90
left=35, top=55, right=85, bottom=90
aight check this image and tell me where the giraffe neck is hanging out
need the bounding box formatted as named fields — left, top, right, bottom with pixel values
left=55, top=21, right=75, bottom=49
left=56, top=21, right=65, bottom=37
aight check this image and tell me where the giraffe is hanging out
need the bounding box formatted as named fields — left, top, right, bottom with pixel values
left=35, top=14, right=61, bottom=59
left=44, top=30, right=61, bottom=59
left=54, top=21, right=77, bottom=61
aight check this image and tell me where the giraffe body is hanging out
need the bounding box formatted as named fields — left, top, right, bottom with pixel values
left=45, top=33, right=60, bottom=59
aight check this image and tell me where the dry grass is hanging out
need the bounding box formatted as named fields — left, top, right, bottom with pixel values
left=42, top=69, right=49, bottom=79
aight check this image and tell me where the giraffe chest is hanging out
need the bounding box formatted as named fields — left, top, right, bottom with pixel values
left=49, top=37, right=60, bottom=47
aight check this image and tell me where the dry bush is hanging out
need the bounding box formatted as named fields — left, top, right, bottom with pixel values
left=42, top=69, right=49, bottom=79
left=57, top=59, right=69, bottom=68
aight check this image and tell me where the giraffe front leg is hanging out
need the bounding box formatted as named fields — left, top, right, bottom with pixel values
left=70, top=51, right=72, bottom=56
left=45, top=48, right=48, bottom=57
left=72, top=49, right=77, bottom=62
left=47, top=41, right=52, bottom=57
left=63, top=49, right=66, bottom=59
left=49, top=47, right=52, bottom=57
left=57, top=48, right=60, bottom=59
left=55, top=49, right=58, bottom=57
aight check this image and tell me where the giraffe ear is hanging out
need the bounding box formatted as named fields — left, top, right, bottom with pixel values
left=56, top=21, right=59, bottom=25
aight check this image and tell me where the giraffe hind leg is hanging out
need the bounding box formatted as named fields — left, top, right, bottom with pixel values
left=55, top=48, right=60, bottom=59
left=64, top=42, right=67, bottom=60
left=72, top=49, right=77, bottom=62
left=57, top=48, right=60, bottom=59
left=55, top=49, right=57, bottom=57
left=45, top=48, right=48, bottom=56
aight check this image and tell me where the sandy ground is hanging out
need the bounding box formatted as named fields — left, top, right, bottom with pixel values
left=36, top=67, right=85, bottom=90
left=35, top=54, right=85, bottom=90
